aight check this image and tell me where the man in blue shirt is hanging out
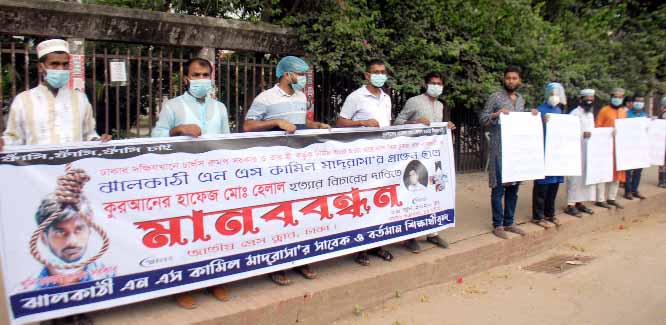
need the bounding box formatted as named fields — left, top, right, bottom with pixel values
left=532, top=83, right=566, bottom=228
left=152, top=57, right=231, bottom=309
left=152, top=58, right=230, bottom=138
left=624, top=93, right=648, bottom=200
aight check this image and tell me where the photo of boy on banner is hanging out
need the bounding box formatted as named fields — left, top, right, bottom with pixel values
left=404, top=160, right=429, bottom=192
left=23, top=166, right=112, bottom=291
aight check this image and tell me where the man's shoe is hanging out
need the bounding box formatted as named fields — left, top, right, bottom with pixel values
left=404, top=238, right=421, bottom=253
left=504, top=225, right=527, bottom=236
left=175, top=293, right=198, bottom=309
left=595, top=201, right=612, bottom=209
left=426, top=235, right=449, bottom=248
left=532, top=219, right=552, bottom=228
left=576, top=204, right=594, bottom=214
left=624, top=193, right=634, bottom=200
left=564, top=206, right=582, bottom=217
left=607, top=200, right=624, bottom=209
left=546, top=217, right=562, bottom=227
left=633, top=192, right=646, bottom=200
left=210, top=285, right=230, bottom=302
left=493, top=226, right=509, bottom=239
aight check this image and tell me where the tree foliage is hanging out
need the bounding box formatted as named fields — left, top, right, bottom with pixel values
left=92, top=0, right=666, bottom=109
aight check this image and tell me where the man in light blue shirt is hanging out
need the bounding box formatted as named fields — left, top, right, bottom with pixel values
left=151, top=57, right=230, bottom=309
left=152, top=57, right=230, bottom=138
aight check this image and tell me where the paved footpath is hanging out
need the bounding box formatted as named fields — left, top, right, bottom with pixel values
left=335, top=206, right=666, bottom=325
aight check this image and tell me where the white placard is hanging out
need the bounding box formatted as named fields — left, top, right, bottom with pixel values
left=648, top=119, right=666, bottom=166
left=585, top=127, right=614, bottom=185
left=500, top=112, right=545, bottom=183
left=109, top=60, right=128, bottom=83
left=615, top=117, right=650, bottom=171
left=544, top=114, right=582, bottom=176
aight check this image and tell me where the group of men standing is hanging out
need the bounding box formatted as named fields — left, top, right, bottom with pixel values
left=0, top=39, right=456, bottom=316
left=481, top=66, right=662, bottom=239
left=3, top=39, right=663, bottom=323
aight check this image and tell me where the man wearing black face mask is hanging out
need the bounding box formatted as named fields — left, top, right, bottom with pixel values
left=564, top=89, right=597, bottom=217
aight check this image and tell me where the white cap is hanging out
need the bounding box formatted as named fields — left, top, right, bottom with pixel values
left=36, top=39, right=69, bottom=59
left=580, top=89, right=595, bottom=97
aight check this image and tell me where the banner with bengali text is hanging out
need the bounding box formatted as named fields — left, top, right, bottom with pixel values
left=0, top=125, right=456, bottom=324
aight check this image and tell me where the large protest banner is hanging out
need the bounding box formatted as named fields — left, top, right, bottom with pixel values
left=544, top=114, right=582, bottom=176
left=615, top=117, right=650, bottom=171
left=585, top=127, right=614, bottom=185
left=648, top=119, right=666, bottom=166
left=0, top=125, right=455, bottom=324
left=500, top=112, right=545, bottom=183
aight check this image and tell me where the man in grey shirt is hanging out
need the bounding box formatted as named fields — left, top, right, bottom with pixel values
left=395, top=71, right=455, bottom=253
left=479, top=66, right=537, bottom=240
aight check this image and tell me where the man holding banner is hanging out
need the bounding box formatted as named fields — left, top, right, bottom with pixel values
left=152, top=58, right=230, bottom=138
left=152, top=57, right=231, bottom=309
left=337, top=58, right=395, bottom=265
left=594, top=87, right=627, bottom=209
left=532, top=83, right=566, bottom=228
left=624, top=93, right=648, bottom=200
left=0, top=39, right=112, bottom=150
left=564, top=89, right=597, bottom=217
left=244, top=56, right=329, bottom=286
left=394, top=71, right=454, bottom=253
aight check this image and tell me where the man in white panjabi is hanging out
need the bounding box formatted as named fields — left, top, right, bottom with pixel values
left=564, top=89, right=597, bottom=217
left=0, top=39, right=111, bottom=150
left=0, top=39, right=111, bottom=325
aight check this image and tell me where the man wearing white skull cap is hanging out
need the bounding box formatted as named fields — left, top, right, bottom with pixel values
left=0, top=39, right=111, bottom=151
left=564, top=89, right=597, bottom=217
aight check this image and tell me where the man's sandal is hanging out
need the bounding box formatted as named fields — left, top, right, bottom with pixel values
left=270, top=271, right=292, bottom=286
left=369, top=247, right=394, bottom=262
left=296, top=264, right=317, bottom=279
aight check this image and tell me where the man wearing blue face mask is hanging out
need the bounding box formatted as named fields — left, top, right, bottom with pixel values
left=594, top=87, right=627, bottom=209
left=1, top=39, right=112, bottom=151
left=624, top=93, right=648, bottom=200
left=244, top=56, right=328, bottom=287
left=152, top=57, right=231, bottom=310
left=244, top=56, right=329, bottom=133
left=152, top=57, right=230, bottom=138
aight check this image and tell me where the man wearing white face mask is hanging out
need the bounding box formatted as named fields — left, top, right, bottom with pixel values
left=337, top=59, right=392, bottom=128
left=1, top=39, right=111, bottom=151
left=395, top=71, right=454, bottom=253
left=337, top=58, right=395, bottom=266
left=532, top=82, right=566, bottom=228
left=152, top=57, right=230, bottom=138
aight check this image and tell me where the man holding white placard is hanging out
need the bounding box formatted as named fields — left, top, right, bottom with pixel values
left=564, top=89, right=597, bottom=217
left=623, top=93, right=648, bottom=200
left=480, top=66, right=539, bottom=239
left=594, top=87, right=627, bottom=209
left=532, top=83, right=566, bottom=228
